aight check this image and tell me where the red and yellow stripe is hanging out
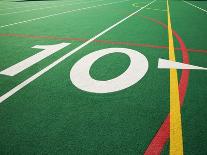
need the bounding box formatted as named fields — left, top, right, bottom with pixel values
left=167, top=0, right=183, bottom=154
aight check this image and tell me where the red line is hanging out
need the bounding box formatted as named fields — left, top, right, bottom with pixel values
left=0, top=33, right=206, bottom=53
left=187, top=48, right=207, bottom=53
left=0, top=17, right=200, bottom=153
left=143, top=16, right=190, bottom=155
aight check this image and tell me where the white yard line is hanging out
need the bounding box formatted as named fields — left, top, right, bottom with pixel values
left=0, top=0, right=104, bottom=15
left=0, top=0, right=81, bottom=11
left=0, top=0, right=130, bottom=28
left=0, top=0, right=157, bottom=103
left=184, top=1, right=207, bottom=13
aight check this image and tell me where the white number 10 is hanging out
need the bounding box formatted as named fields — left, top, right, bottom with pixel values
left=0, top=43, right=149, bottom=93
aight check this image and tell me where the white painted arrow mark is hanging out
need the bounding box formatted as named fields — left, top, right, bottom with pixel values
left=158, top=58, right=207, bottom=70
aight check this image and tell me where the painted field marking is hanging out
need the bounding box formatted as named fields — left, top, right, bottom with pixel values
left=146, top=7, right=166, bottom=12
left=0, top=0, right=81, bottom=10
left=0, top=43, right=70, bottom=76
left=167, top=0, right=183, bottom=154
left=70, top=48, right=148, bottom=93
left=184, top=1, right=207, bottom=13
left=143, top=14, right=189, bottom=155
left=0, top=0, right=105, bottom=16
left=132, top=3, right=166, bottom=11
left=0, top=0, right=131, bottom=29
left=0, top=33, right=207, bottom=53
left=158, top=58, right=207, bottom=70
left=0, top=0, right=156, bottom=103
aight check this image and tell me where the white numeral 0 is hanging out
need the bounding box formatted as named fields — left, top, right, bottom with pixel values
left=70, top=48, right=148, bottom=93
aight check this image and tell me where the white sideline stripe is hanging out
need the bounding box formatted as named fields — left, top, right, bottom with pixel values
left=0, top=0, right=130, bottom=28
left=158, top=58, right=207, bottom=70
left=0, top=0, right=156, bottom=103
left=0, top=0, right=81, bottom=10
left=184, top=1, right=207, bottom=13
left=0, top=0, right=105, bottom=16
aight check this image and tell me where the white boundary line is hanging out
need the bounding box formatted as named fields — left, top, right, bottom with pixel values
left=0, top=0, right=157, bottom=103
left=184, top=1, right=207, bottom=13
left=0, top=0, right=105, bottom=15
left=0, top=0, right=130, bottom=28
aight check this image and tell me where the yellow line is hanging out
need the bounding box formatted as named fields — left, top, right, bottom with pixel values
left=166, top=0, right=184, bottom=155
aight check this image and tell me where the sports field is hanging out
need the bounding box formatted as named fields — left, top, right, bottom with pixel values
left=0, top=0, right=207, bottom=154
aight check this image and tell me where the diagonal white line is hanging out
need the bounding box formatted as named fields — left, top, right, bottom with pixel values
left=0, top=0, right=131, bottom=28
left=0, top=0, right=157, bottom=103
left=184, top=1, right=207, bottom=13
left=0, top=0, right=105, bottom=16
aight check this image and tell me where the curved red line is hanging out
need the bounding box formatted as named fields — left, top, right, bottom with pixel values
left=142, top=16, right=190, bottom=155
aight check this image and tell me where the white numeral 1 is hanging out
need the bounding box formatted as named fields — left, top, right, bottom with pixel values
left=0, top=43, right=70, bottom=76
